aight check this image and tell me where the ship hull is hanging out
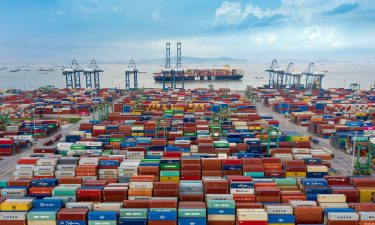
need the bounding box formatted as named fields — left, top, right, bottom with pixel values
left=153, top=75, right=243, bottom=82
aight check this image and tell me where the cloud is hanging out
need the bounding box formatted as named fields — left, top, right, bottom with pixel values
left=323, top=3, right=359, bottom=15
left=213, top=1, right=278, bottom=26
left=152, top=10, right=160, bottom=21
left=213, top=0, right=364, bottom=27
left=213, top=1, right=248, bottom=26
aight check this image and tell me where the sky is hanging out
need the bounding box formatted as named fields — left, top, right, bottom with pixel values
left=0, top=0, right=374, bottom=62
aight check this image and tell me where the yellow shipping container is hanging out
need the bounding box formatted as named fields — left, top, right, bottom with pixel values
left=160, top=176, right=180, bottom=182
left=207, top=215, right=235, bottom=221
left=27, top=221, right=56, bottom=225
left=307, top=165, right=329, bottom=172
left=355, top=112, right=367, bottom=117
left=292, top=136, right=310, bottom=142
left=358, top=187, right=375, bottom=202
left=286, top=172, right=306, bottom=178
left=0, top=201, right=32, bottom=211
left=131, top=110, right=143, bottom=115
left=236, top=211, right=268, bottom=221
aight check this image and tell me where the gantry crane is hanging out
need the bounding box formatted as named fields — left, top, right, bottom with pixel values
left=266, top=59, right=283, bottom=89
left=302, top=63, right=325, bottom=90
left=63, top=60, right=84, bottom=89
left=173, top=42, right=184, bottom=89
left=0, top=114, right=9, bottom=131
left=350, top=82, right=361, bottom=90
left=353, top=140, right=374, bottom=175
left=283, top=63, right=302, bottom=89
left=155, top=117, right=167, bottom=138
left=260, top=126, right=280, bottom=154
left=162, top=42, right=184, bottom=90
left=246, top=85, right=258, bottom=105
left=91, top=103, right=111, bottom=121
left=125, top=60, right=138, bottom=90
left=84, top=60, right=103, bottom=89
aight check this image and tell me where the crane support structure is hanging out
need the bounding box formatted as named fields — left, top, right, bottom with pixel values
left=162, top=42, right=172, bottom=90
left=266, top=60, right=325, bottom=90
left=125, top=60, right=139, bottom=90
left=64, top=60, right=102, bottom=89
left=84, top=60, right=103, bottom=89
left=162, top=42, right=184, bottom=90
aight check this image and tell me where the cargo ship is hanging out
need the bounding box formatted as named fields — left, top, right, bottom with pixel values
left=153, top=65, right=243, bottom=82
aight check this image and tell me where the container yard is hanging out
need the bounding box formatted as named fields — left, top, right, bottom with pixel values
left=0, top=87, right=121, bottom=157
left=0, top=87, right=374, bottom=225
left=259, top=87, right=375, bottom=175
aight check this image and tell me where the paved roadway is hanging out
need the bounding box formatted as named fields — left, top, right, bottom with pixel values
left=255, top=101, right=357, bottom=176
left=0, top=96, right=125, bottom=180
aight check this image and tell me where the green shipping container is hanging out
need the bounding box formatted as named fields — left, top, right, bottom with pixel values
left=160, top=164, right=180, bottom=170
left=141, top=159, right=160, bottom=163
left=120, top=208, right=148, bottom=218
left=207, top=200, right=235, bottom=209
left=352, top=136, right=368, bottom=142
left=275, top=178, right=297, bottom=186
left=183, top=132, right=197, bottom=137
left=70, top=144, right=86, bottom=150
left=102, top=150, right=112, bottom=156
left=213, top=141, right=229, bottom=148
left=178, top=208, right=206, bottom=218
left=164, top=110, right=174, bottom=115
left=0, top=180, right=7, bottom=188
left=244, top=172, right=265, bottom=178
left=27, top=211, right=57, bottom=221
left=160, top=170, right=180, bottom=177
left=109, top=137, right=124, bottom=142
left=52, top=187, right=77, bottom=196
left=88, top=221, right=117, bottom=225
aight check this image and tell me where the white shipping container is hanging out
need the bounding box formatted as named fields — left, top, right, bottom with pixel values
left=236, top=211, right=268, bottom=221
left=55, top=171, right=76, bottom=178
left=65, top=202, right=93, bottom=211
left=33, top=166, right=55, bottom=172
left=290, top=200, right=317, bottom=207
left=266, top=205, right=293, bottom=214
left=93, top=203, right=122, bottom=211
left=129, top=182, right=153, bottom=189
left=16, top=164, right=34, bottom=171
left=359, top=212, right=375, bottom=221
left=328, top=212, right=359, bottom=221
left=319, top=202, right=348, bottom=208
left=0, top=212, right=27, bottom=220
left=230, top=188, right=255, bottom=195
left=205, top=194, right=233, bottom=201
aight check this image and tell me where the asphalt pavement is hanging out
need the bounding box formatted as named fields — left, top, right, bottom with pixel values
left=255, top=101, right=359, bottom=176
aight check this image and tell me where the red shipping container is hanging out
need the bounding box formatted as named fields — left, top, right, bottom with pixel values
left=294, top=206, right=323, bottom=224
left=57, top=208, right=89, bottom=220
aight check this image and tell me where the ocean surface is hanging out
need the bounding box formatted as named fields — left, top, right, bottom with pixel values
left=0, top=62, right=374, bottom=90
